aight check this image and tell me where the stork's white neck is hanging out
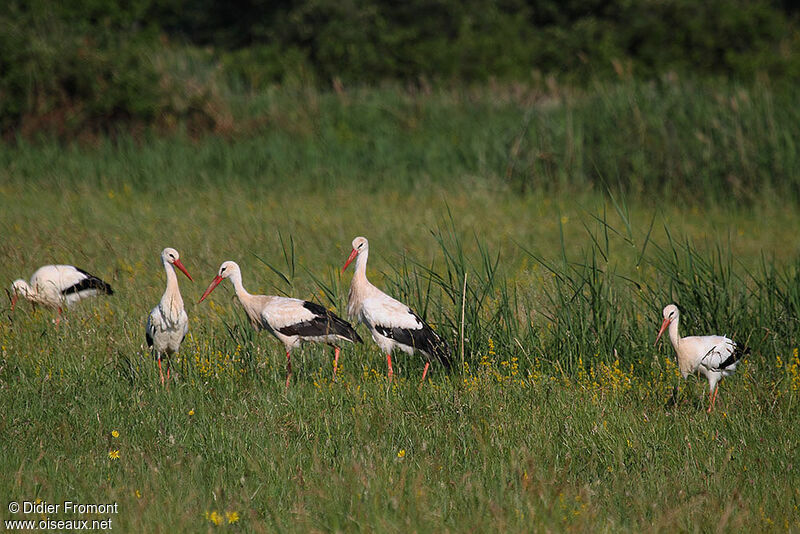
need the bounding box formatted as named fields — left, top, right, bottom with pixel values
left=163, top=259, right=179, bottom=294
left=160, top=259, right=185, bottom=320
left=668, top=316, right=681, bottom=350
left=354, top=249, right=369, bottom=281
left=14, top=280, right=35, bottom=300
left=347, top=249, right=371, bottom=320
left=228, top=269, right=252, bottom=301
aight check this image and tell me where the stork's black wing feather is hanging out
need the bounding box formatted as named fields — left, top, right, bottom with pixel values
left=64, top=268, right=114, bottom=296
left=719, top=345, right=749, bottom=369
left=145, top=328, right=153, bottom=348
left=276, top=301, right=362, bottom=343
left=375, top=308, right=451, bottom=368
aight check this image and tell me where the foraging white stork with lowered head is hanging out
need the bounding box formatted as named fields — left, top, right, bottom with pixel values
left=342, top=236, right=451, bottom=383
left=146, top=248, right=193, bottom=385
left=10, top=264, right=114, bottom=324
left=198, top=261, right=362, bottom=387
left=655, top=304, right=748, bottom=412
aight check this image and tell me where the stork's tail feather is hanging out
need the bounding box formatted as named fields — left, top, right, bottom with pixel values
left=720, top=345, right=750, bottom=369
left=96, top=278, right=114, bottom=295
left=301, top=300, right=362, bottom=343
left=427, top=332, right=452, bottom=369
left=68, top=269, right=114, bottom=296
left=64, top=277, right=114, bottom=296
left=329, top=313, right=363, bottom=344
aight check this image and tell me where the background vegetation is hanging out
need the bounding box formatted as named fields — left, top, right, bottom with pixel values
left=4, top=80, right=800, bottom=203
left=2, top=0, right=800, bottom=138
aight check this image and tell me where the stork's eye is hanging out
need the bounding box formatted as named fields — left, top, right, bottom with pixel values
left=669, top=311, right=674, bottom=317
left=221, top=267, right=226, bottom=273
left=169, top=254, right=175, bottom=259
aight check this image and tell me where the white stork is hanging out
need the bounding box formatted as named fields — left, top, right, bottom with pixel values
left=342, top=236, right=451, bottom=383
left=10, top=264, right=114, bottom=324
left=146, top=248, right=193, bottom=385
left=655, top=304, right=748, bottom=412
left=198, top=261, right=362, bottom=387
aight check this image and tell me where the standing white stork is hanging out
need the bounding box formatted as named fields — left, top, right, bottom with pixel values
left=342, top=236, right=451, bottom=383
left=10, top=264, right=114, bottom=324
left=146, top=248, right=193, bottom=386
left=198, top=261, right=362, bottom=387
left=655, top=304, right=748, bottom=412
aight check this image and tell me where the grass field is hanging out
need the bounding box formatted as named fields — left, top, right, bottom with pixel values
left=1, top=82, right=800, bottom=532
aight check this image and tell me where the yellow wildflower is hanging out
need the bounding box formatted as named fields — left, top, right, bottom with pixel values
left=226, top=511, right=240, bottom=524
left=188, top=409, right=195, bottom=416
left=111, top=430, right=119, bottom=438
left=108, top=450, right=121, bottom=460
left=205, top=511, right=223, bottom=525
left=397, top=449, right=406, bottom=458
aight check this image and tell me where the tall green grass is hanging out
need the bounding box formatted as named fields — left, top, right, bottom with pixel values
left=360, top=203, right=799, bottom=387
left=3, top=79, right=800, bottom=203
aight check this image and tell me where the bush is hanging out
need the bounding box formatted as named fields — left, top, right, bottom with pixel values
left=0, top=0, right=229, bottom=139
left=0, top=1, right=159, bottom=136
left=154, top=0, right=800, bottom=84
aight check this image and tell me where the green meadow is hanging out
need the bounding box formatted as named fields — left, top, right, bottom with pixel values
left=1, top=82, right=799, bottom=532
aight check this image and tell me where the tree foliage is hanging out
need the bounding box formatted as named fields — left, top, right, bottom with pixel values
left=2, top=0, right=799, bottom=136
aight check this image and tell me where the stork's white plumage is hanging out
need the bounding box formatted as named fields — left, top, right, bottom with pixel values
left=199, top=261, right=362, bottom=387
left=146, top=248, right=193, bottom=385
left=10, top=264, right=113, bottom=324
left=342, top=236, right=450, bottom=382
left=655, top=304, right=748, bottom=412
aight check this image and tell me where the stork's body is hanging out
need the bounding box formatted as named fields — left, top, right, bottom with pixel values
left=11, top=265, right=113, bottom=323
left=656, top=304, right=747, bottom=412
left=343, top=237, right=450, bottom=382
left=199, top=261, right=362, bottom=386
left=146, top=248, right=193, bottom=385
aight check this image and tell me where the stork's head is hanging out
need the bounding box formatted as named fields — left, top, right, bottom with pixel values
left=655, top=304, right=679, bottom=345
left=161, top=247, right=193, bottom=281
left=199, top=261, right=239, bottom=302
left=342, top=236, right=369, bottom=272
left=216, top=261, right=240, bottom=280
left=10, top=279, right=31, bottom=311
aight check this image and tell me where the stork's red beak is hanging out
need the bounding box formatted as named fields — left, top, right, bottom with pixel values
left=10, top=293, right=18, bottom=312
left=199, top=275, right=223, bottom=303
left=173, top=259, right=193, bottom=282
left=654, top=318, right=670, bottom=346
left=342, top=249, right=358, bottom=273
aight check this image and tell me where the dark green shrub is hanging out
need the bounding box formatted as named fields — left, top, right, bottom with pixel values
left=0, top=0, right=230, bottom=138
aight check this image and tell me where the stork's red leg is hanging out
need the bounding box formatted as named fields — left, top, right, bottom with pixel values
left=333, top=346, right=340, bottom=380
left=386, top=354, right=394, bottom=382
left=158, top=356, right=165, bottom=386
left=707, top=389, right=714, bottom=413
left=285, top=350, right=292, bottom=388
left=55, top=308, right=63, bottom=327
left=420, top=362, right=430, bottom=385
